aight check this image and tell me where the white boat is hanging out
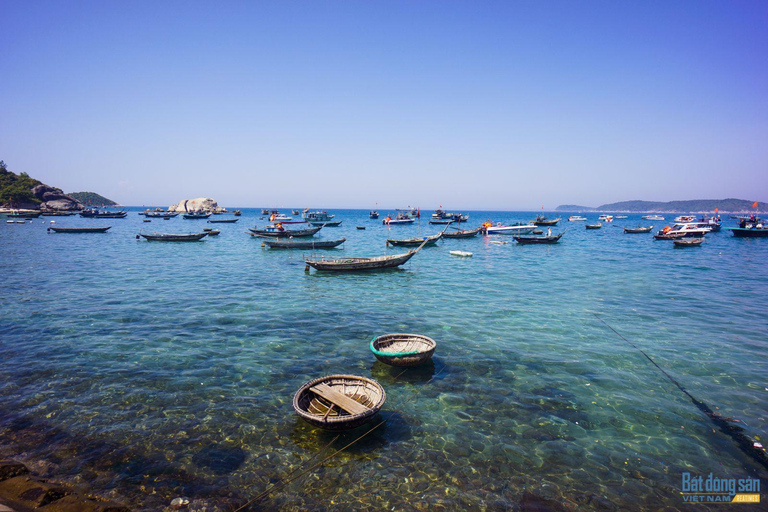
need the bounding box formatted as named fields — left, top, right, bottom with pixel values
left=271, top=213, right=293, bottom=221
left=568, top=216, right=587, bottom=222
left=598, top=214, right=614, bottom=222
left=615, top=215, right=628, bottom=219
left=643, top=215, right=665, bottom=221
left=449, top=250, right=473, bottom=257
left=674, top=215, right=696, bottom=223
left=484, top=222, right=535, bottom=235
left=655, top=223, right=712, bottom=239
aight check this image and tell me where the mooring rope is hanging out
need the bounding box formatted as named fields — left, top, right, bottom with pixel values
left=592, top=312, right=768, bottom=473
left=234, top=364, right=445, bottom=511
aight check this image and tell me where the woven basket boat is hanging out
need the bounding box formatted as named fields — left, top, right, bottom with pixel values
left=370, top=333, right=437, bottom=367
left=293, top=375, right=386, bottom=431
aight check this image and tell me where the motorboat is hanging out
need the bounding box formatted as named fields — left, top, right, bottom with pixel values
left=568, top=216, right=587, bottom=222
left=383, top=213, right=415, bottom=225
left=654, top=223, right=711, bottom=240
left=483, top=222, right=535, bottom=235
left=642, top=215, right=665, bottom=221
left=674, top=215, right=696, bottom=223
left=598, top=214, right=614, bottom=222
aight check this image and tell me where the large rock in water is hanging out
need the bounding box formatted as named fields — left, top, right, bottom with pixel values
left=169, top=198, right=218, bottom=212
left=31, top=185, right=82, bottom=211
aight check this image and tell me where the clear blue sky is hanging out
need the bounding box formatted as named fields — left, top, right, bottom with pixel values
left=1, top=1, right=766, bottom=209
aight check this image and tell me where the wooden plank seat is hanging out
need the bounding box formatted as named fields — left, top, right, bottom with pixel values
left=309, top=383, right=370, bottom=415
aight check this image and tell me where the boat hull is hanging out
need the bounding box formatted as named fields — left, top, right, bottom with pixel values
left=249, top=226, right=322, bottom=237
left=305, top=250, right=416, bottom=271
left=729, top=228, right=768, bottom=237
left=48, top=227, right=111, bottom=233
left=263, top=238, right=346, bottom=249
left=139, top=233, right=207, bottom=241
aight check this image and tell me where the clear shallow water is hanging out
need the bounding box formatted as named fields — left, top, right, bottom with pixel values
left=0, top=209, right=766, bottom=510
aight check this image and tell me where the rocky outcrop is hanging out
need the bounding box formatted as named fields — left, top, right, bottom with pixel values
left=32, top=185, right=82, bottom=211
left=169, top=197, right=218, bottom=212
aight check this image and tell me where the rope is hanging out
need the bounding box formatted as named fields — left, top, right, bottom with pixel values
left=592, top=312, right=768, bottom=474
left=234, top=364, right=444, bottom=510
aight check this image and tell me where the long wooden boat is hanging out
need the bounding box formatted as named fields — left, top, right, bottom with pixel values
left=48, top=226, right=111, bottom=233
left=145, top=211, right=178, bottom=218
left=249, top=225, right=322, bottom=238
left=138, top=232, right=207, bottom=241
left=80, top=210, right=127, bottom=218
left=40, top=211, right=76, bottom=216
left=674, top=238, right=704, bottom=247
left=585, top=223, right=602, bottom=229
left=293, top=375, right=386, bottom=431
left=443, top=227, right=482, bottom=238
left=7, top=211, right=42, bottom=218
left=370, top=333, right=436, bottom=367
left=263, top=238, right=346, bottom=249
left=305, top=238, right=429, bottom=271
left=207, top=218, right=239, bottom=223
left=386, top=233, right=441, bottom=247
left=728, top=227, right=768, bottom=238
left=624, top=226, right=654, bottom=233
left=183, top=212, right=211, bottom=219
left=532, top=215, right=560, bottom=226
left=307, top=220, right=343, bottom=227
left=513, top=232, right=565, bottom=244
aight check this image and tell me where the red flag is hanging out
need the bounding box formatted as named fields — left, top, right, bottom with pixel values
left=714, top=208, right=718, bottom=213
left=753, top=201, right=759, bottom=208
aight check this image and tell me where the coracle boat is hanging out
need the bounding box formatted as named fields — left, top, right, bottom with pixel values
left=370, top=333, right=437, bottom=367
left=674, top=238, right=704, bottom=247
left=138, top=232, right=207, bottom=241
left=48, top=226, right=111, bottom=233
left=262, top=238, right=346, bottom=249
left=207, top=218, right=239, bottom=223
left=443, top=227, right=482, bottom=238
left=249, top=225, right=322, bottom=238
left=624, top=226, right=654, bottom=234
left=305, top=238, right=429, bottom=271
left=293, top=375, right=386, bottom=430
left=585, top=223, right=602, bottom=229
left=514, top=232, right=565, bottom=244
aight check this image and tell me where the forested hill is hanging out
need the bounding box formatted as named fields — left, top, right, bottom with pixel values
left=556, top=199, right=765, bottom=212
left=68, top=192, right=117, bottom=206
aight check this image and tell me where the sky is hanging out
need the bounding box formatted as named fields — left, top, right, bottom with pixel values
left=1, top=0, right=766, bottom=209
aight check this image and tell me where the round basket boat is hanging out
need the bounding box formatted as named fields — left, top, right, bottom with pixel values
left=370, top=333, right=437, bottom=367
left=293, top=375, right=386, bottom=431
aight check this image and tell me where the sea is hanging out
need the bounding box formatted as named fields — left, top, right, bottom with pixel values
left=0, top=208, right=766, bottom=511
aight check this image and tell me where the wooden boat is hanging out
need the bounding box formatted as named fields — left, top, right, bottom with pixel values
left=624, top=226, right=654, bottom=233
left=80, top=209, right=127, bottom=218
left=305, top=238, right=429, bottom=271
left=356, top=226, right=366, bottom=230
left=449, top=250, right=473, bottom=257
left=307, top=220, right=343, bottom=227
left=47, top=226, right=111, bottom=233
left=387, top=233, right=441, bottom=247
left=40, top=211, right=76, bottom=216
left=383, top=213, right=415, bottom=225
left=532, top=215, right=560, bottom=226
left=443, top=227, right=482, bottom=238
left=183, top=212, right=211, bottom=219
left=249, top=225, right=322, bottom=238
left=207, top=218, right=239, bottom=223
left=728, top=227, right=768, bottom=237
left=369, top=211, right=379, bottom=219
left=674, top=238, right=704, bottom=247
left=205, top=229, right=220, bottom=236
left=7, top=211, right=42, bottom=218
left=585, top=223, right=602, bottom=229
left=263, top=238, right=346, bottom=249
left=293, top=375, right=386, bottom=431
left=138, top=232, right=207, bottom=241
left=144, top=211, right=178, bottom=218
left=233, top=210, right=242, bottom=216
left=370, top=333, right=437, bottom=367
left=513, top=232, right=565, bottom=244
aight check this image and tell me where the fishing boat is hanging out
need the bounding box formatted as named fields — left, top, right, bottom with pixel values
left=696, top=215, right=722, bottom=232
left=207, top=218, right=239, bottom=223
left=674, top=238, right=704, bottom=247
left=262, top=238, right=346, bottom=249
left=7, top=211, right=42, bottom=218
left=532, top=215, right=560, bottom=226
left=513, top=232, right=565, bottom=244
left=305, top=238, right=429, bottom=271
left=624, top=226, right=654, bottom=233
left=303, top=211, right=334, bottom=222
left=138, top=232, right=208, bottom=241
left=40, top=211, right=76, bottom=216
left=568, top=216, right=587, bottom=222
left=674, top=215, right=696, bottom=223
left=370, top=333, right=437, bottom=367
left=483, top=222, right=535, bottom=235
left=47, top=226, right=111, bottom=233
left=383, top=213, right=415, bottom=225
left=585, top=223, right=602, bottom=229
left=183, top=212, right=211, bottom=219
left=293, top=375, right=386, bottom=431
left=307, top=220, right=343, bottom=227
left=387, top=232, right=442, bottom=247
left=598, top=214, right=614, bottom=222
left=430, top=209, right=468, bottom=223
left=248, top=225, right=322, bottom=238
left=261, top=209, right=270, bottom=215
left=356, top=226, right=366, bottom=230
left=292, top=210, right=300, bottom=215
left=233, top=210, right=242, bottom=216
left=271, top=213, right=293, bottom=221
left=79, top=209, right=127, bottom=218
left=203, top=228, right=220, bottom=236
left=146, top=211, right=178, bottom=218
left=443, top=227, right=482, bottom=238
left=728, top=216, right=768, bottom=237
left=642, top=215, right=665, bottom=221
left=369, top=211, right=379, bottom=219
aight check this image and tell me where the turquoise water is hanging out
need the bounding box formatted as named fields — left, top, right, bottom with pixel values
left=1, top=209, right=766, bottom=510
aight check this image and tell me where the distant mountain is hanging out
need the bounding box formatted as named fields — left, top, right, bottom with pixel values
left=67, top=192, right=117, bottom=206
left=556, top=199, right=765, bottom=213
left=556, top=204, right=595, bottom=211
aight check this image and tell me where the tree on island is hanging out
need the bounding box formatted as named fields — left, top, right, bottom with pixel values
left=0, top=160, right=42, bottom=207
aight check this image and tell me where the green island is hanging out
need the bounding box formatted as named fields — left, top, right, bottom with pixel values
left=556, top=199, right=766, bottom=213
left=67, top=191, right=117, bottom=206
